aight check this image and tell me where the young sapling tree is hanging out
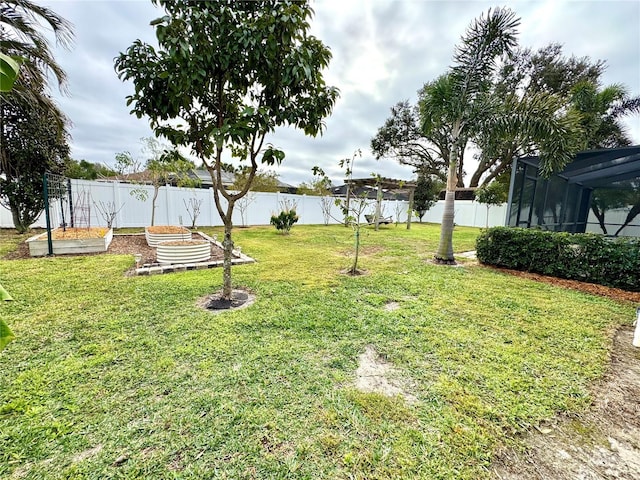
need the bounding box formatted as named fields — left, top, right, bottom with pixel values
left=236, top=192, right=256, bottom=228
left=183, top=197, right=203, bottom=229
left=475, top=181, right=507, bottom=227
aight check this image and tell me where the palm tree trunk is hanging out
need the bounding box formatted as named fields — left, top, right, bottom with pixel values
left=435, top=130, right=460, bottom=263
left=614, top=204, right=640, bottom=237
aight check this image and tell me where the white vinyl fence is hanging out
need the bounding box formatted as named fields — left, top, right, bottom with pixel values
left=1, top=178, right=510, bottom=229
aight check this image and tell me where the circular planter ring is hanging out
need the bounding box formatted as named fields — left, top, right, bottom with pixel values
left=145, top=226, right=192, bottom=247
left=156, top=240, right=210, bottom=264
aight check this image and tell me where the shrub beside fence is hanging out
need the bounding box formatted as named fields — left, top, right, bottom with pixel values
left=476, top=227, right=640, bottom=292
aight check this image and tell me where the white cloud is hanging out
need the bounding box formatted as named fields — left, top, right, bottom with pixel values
left=38, top=0, right=640, bottom=186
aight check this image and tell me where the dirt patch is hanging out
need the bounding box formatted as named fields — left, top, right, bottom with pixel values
left=355, top=345, right=416, bottom=403
left=72, top=444, right=103, bottom=463
left=340, top=267, right=369, bottom=276
left=492, top=327, right=640, bottom=480
left=384, top=301, right=400, bottom=312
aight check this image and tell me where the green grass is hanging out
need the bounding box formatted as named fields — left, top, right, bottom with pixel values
left=0, top=223, right=634, bottom=479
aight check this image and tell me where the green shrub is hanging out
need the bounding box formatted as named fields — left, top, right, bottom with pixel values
left=270, top=209, right=299, bottom=234
left=476, top=227, right=640, bottom=291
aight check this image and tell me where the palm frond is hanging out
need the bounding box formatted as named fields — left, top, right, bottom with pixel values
left=1, top=0, right=74, bottom=48
left=452, top=7, right=520, bottom=100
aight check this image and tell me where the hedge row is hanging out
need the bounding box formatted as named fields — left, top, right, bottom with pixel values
left=475, top=227, right=640, bottom=292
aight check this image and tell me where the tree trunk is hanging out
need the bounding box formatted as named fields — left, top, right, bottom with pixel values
left=221, top=214, right=234, bottom=300
left=9, top=197, right=30, bottom=234
left=614, top=204, right=640, bottom=237
left=352, top=226, right=360, bottom=274
left=344, top=183, right=351, bottom=227
left=590, top=205, right=608, bottom=235
left=11, top=207, right=28, bottom=234
left=151, top=186, right=159, bottom=226
left=435, top=132, right=460, bottom=263
left=406, top=188, right=414, bottom=230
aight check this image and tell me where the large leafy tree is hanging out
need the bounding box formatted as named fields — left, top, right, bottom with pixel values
left=115, top=0, right=338, bottom=300
left=0, top=87, right=69, bottom=233
left=495, top=43, right=604, bottom=99
left=64, top=159, right=117, bottom=180
left=374, top=43, right=607, bottom=190
left=371, top=99, right=452, bottom=183
left=232, top=168, right=280, bottom=193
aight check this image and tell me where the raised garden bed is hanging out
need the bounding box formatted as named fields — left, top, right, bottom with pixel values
left=26, top=227, right=113, bottom=256
left=145, top=226, right=192, bottom=247
left=156, top=239, right=211, bottom=265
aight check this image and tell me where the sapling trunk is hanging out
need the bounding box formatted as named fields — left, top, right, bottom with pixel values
left=352, top=227, right=360, bottom=274
left=151, top=186, right=159, bottom=226
left=222, top=218, right=234, bottom=300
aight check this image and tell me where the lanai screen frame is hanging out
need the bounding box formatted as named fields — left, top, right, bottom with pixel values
left=506, top=145, right=640, bottom=233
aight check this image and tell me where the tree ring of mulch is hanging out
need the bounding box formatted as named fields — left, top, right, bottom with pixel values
left=197, top=288, right=256, bottom=312
left=340, top=267, right=369, bottom=276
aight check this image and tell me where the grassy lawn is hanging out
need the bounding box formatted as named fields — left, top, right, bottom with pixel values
left=0, top=224, right=634, bottom=479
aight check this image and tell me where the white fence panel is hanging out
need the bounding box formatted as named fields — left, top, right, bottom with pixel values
left=2, top=180, right=515, bottom=230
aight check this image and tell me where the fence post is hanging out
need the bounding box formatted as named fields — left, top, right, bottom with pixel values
left=113, top=181, right=122, bottom=228
left=43, top=174, right=53, bottom=255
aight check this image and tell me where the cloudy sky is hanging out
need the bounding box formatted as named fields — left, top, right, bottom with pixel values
left=43, top=0, right=640, bottom=186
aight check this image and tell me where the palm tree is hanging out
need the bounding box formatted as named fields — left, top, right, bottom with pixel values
left=424, top=8, right=581, bottom=263
left=570, top=81, right=640, bottom=149
left=422, top=8, right=520, bottom=263
left=0, top=0, right=73, bottom=108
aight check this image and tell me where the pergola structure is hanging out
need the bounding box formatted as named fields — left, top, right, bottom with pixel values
left=346, top=177, right=417, bottom=230
left=506, top=145, right=640, bottom=233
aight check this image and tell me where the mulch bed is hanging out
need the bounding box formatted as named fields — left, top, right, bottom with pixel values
left=486, top=265, right=640, bottom=304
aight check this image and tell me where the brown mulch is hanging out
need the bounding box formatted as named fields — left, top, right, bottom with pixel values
left=486, top=265, right=640, bottom=304
left=4, top=234, right=225, bottom=266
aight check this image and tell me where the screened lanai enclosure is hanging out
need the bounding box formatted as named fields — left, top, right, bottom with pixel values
left=506, top=145, right=640, bottom=237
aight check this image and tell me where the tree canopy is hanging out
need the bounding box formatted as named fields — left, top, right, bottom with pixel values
left=115, top=0, right=338, bottom=299
left=64, top=159, right=117, bottom=180
left=0, top=86, right=69, bottom=233
left=412, top=174, right=442, bottom=222
left=0, top=0, right=73, bottom=114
